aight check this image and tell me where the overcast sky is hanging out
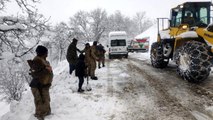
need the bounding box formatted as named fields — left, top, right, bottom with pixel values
left=3, top=0, right=212, bottom=25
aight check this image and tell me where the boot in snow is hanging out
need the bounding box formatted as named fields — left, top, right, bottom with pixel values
left=91, top=76, right=98, bottom=80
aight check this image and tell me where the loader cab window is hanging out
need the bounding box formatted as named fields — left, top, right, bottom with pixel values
left=176, top=12, right=182, bottom=26
left=171, top=10, right=182, bottom=27
left=170, top=2, right=211, bottom=27
left=199, top=7, right=208, bottom=25
left=182, top=3, right=210, bottom=27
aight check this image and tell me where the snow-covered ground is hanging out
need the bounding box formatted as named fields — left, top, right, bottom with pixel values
left=0, top=102, right=9, bottom=117
left=1, top=24, right=213, bottom=120
left=0, top=24, right=156, bottom=120
left=0, top=52, right=149, bottom=120
left=1, top=51, right=213, bottom=120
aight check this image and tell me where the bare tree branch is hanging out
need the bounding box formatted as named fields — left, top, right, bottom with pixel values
left=15, top=39, right=39, bottom=57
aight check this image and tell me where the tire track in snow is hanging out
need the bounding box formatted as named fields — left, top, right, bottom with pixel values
left=129, top=57, right=213, bottom=100
left=106, top=59, right=114, bottom=97
left=128, top=58, right=213, bottom=119
left=128, top=63, right=197, bottom=119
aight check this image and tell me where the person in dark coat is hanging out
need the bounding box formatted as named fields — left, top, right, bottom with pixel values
left=66, top=38, right=81, bottom=75
left=183, top=12, right=195, bottom=26
left=97, top=44, right=106, bottom=68
left=75, top=53, right=86, bottom=93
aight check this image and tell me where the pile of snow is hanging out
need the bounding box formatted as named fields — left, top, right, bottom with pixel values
left=0, top=102, right=9, bottom=117
left=176, top=31, right=198, bottom=38
left=129, top=52, right=150, bottom=60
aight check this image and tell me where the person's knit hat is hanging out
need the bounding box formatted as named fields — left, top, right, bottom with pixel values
left=85, top=43, right=90, bottom=46
left=73, top=38, right=78, bottom=42
left=36, top=45, right=48, bottom=56
left=78, top=53, right=85, bottom=60
left=93, top=41, right=97, bottom=46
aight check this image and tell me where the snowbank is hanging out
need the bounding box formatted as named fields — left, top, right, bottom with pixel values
left=176, top=31, right=198, bottom=38
left=0, top=102, right=9, bottom=117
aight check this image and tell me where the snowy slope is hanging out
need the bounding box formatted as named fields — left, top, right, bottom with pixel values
left=0, top=54, right=150, bottom=120
left=0, top=102, right=9, bottom=117
left=0, top=61, right=111, bottom=120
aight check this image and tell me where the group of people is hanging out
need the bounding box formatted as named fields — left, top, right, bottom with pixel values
left=27, top=38, right=106, bottom=120
left=66, top=38, right=106, bottom=92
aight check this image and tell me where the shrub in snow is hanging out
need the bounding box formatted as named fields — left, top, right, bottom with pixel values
left=0, top=58, right=30, bottom=102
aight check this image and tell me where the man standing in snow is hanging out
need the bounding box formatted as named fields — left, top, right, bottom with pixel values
left=183, top=12, right=195, bottom=26
left=90, top=41, right=99, bottom=80
left=66, top=38, right=81, bottom=75
left=97, top=44, right=106, bottom=68
left=28, top=45, right=53, bottom=120
left=83, top=43, right=91, bottom=77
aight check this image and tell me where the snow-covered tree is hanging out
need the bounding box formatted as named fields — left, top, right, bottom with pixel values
left=69, top=9, right=133, bottom=43
left=69, top=11, right=92, bottom=42
left=90, top=8, right=107, bottom=42
left=0, top=0, right=49, bottom=59
left=52, top=22, right=72, bottom=62
left=107, top=11, right=126, bottom=31
left=0, top=0, right=49, bottom=102
left=107, top=11, right=136, bottom=38
left=133, top=12, right=153, bottom=34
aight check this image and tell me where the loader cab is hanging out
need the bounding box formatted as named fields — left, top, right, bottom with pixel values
left=170, top=2, right=211, bottom=27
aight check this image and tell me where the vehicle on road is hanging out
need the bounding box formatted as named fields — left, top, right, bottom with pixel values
left=150, top=1, right=213, bottom=83
left=128, top=37, right=149, bottom=52
left=108, top=31, right=128, bottom=59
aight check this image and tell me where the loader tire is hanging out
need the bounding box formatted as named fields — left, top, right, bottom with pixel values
left=175, top=41, right=211, bottom=83
left=150, top=42, right=169, bottom=68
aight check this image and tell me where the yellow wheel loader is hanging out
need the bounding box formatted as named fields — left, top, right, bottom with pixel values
left=150, top=1, right=213, bottom=83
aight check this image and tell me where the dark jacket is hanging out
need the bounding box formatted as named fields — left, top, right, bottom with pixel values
left=66, top=42, right=78, bottom=64
left=75, top=54, right=86, bottom=77
left=97, top=45, right=106, bottom=57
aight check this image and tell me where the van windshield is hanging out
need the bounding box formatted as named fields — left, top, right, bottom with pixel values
left=111, top=39, right=126, bottom=46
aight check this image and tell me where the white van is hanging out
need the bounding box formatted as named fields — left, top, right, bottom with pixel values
left=108, top=31, right=128, bottom=59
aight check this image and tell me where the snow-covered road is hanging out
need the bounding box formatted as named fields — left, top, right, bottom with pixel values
left=126, top=57, right=213, bottom=120
left=1, top=53, right=213, bottom=120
